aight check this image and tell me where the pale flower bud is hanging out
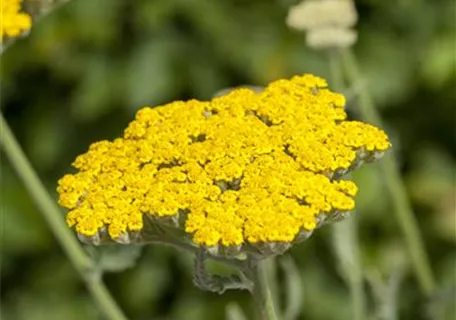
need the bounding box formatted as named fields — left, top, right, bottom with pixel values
left=306, top=27, right=358, bottom=49
left=286, top=0, right=358, bottom=31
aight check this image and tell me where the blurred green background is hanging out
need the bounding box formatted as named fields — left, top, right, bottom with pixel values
left=1, top=0, right=455, bottom=319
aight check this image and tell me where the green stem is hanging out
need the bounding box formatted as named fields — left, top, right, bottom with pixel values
left=328, top=50, right=345, bottom=90
left=263, top=257, right=280, bottom=316
left=249, top=259, right=279, bottom=320
left=0, top=113, right=128, bottom=320
left=328, top=52, right=366, bottom=320
left=340, top=49, right=435, bottom=295
left=332, top=217, right=366, bottom=320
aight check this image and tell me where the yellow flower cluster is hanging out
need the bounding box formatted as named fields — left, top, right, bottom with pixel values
left=57, top=74, right=390, bottom=249
left=1, top=0, right=32, bottom=39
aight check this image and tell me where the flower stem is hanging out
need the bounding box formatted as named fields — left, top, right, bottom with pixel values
left=332, top=216, right=366, bottom=320
left=329, top=52, right=366, bottom=320
left=340, top=49, right=436, bottom=295
left=249, top=258, right=279, bottom=320
left=0, top=113, right=128, bottom=320
left=329, top=50, right=345, bottom=90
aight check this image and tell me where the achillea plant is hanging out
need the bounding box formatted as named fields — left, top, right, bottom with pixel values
left=0, top=0, right=433, bottom=318
left=57, top=74, right=390, bottom=261
left=1, top=0, right=32, bottom=39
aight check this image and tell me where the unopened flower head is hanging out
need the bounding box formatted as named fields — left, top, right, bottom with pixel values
left=287, top=0, right=358, bottom=50
left=286, top=0, right=357, bottom=31
left=1, top=0, right=32, bottom=39
left=57, top=74, right=390, bottom=257
left=306, top=27, right=358, bottom=49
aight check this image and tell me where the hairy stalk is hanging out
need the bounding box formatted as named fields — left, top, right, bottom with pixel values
left=332, top=216, right=366, bottom=320
left=263, top=256, right=280, bottom=314
left=280, top=255, right=302, bottom=320
left=329, top=51, right=345, bottom=90
left=226, top=302, right=249, bottom=320
left=0, top=113, right=128, bottom=320
left=340, top=49, right=435, bottom=295
left=248, top=258, right=279, bottom=320
left=329, top=52, right=366, bottom=320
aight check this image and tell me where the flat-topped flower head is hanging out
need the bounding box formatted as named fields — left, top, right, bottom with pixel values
left=57, top=74, right=390, bottom=257
left=1, top=0, right=32, bottom=39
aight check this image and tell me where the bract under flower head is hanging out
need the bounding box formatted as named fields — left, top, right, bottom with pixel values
left=57, top=74, right=390, bottom=255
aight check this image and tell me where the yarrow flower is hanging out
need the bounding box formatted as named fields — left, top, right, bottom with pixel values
left=1, top=0, right=32, bottom=39
left=57, top=74, right=390, bottom=258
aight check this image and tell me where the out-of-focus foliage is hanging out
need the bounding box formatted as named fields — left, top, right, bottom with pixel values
left=1, top=0, right=454, bottom=319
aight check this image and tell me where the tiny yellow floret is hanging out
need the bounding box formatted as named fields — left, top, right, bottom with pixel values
left=1, top=0, right=32, bottom=39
